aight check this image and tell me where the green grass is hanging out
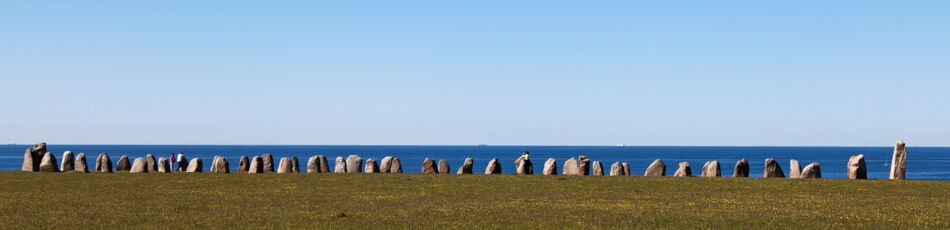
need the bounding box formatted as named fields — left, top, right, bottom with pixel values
left=0, top=172, right=947, bottom=229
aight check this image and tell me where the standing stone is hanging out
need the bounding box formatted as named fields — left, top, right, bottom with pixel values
left=789, top=159, right=802, bottom=179
left=801, top=162, right=821, bottom=178
left=644, top=159, right=666, bottom=176
left=248, top=156, right=263, bottom=174
left=733, top=158, right=749, bottom=177
left=542, top=158, right=557, bottom=175
left=673, top=162, right=691, bottom=177
left=365, top=158, right=379, bottom=173
left=592, top=161, right=604, bottom=176
left=890, top=140, right=907, bottom=180
left=390, top=158, right=403, bottom=173
left=74, top=153, right=89, bottom=173
left=610, top=162, right=624, bottom=176
left=515, top=156, right=533, bottom=175
left=622, top=162, right=630, bottom=176
left=22, top=148, right=35, bottom=172
left=60, top=151, right=75, bottom=172
left=96, top=153, right=113, bottom=173
left=317, top=155, right=330, bottom=173
left=346, top=155, right=363, bottom=173
left=702, top=160, right=721, bottom=177
left=277, top=157, right=293, bottom=173
left=421, top=158, right=438, bottom=174
left=380, top=156, right=394, bottom=173
left=38, top=152, right=59, bottom=172
left=238, top=156, right=250, bottom=172
left=848, top=154, right=867, bottom=180
left=763, top=158, right=785, bottom=178
left=334, top=156, right=347, bottom=173
left=130, top=158, right=148, bottom=173
left=578, top=155, right=591, bottom=175
left=157, top=158, right=171, bottom=173
left=115, top=155, right=131, bottom=171
left=146, top=154, right=158, bottom=172
left=186, top=158, right=203, bottom=172
left=292, top=156, right=300, bottom=173
left=563, top=158, right=580, bottom=175
left=262, top=154, right=275, bottom=172
left=307, top=156, right=320, bottom=173
left=457, top=157, right=474, bottom=174
left=438, top=159, right=450, bottom=174
left=212, top=156, right=230, bottom=173
left=485, top=158, right=501, bottom=174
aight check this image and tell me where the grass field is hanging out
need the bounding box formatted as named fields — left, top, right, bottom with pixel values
left=0, top=172, right=946, bottom=229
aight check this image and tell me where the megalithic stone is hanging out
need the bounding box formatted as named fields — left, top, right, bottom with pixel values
left=609, top=162, right=624, bottom=176
left=75, top=153, right=89, bottom=173
left=457, top=157, right=474, bottom=174
left=438, top=159, right=450, bottom=174
left=848, top=154, right=867, bottom=180
left=25, top=143, right=47, bottom=170
left=186, top=158, right=203, bottom=172
left=890, top=140, right=907, bottom=180
left=515, top=157, right=533, bottom=175
left=563, top=158, right=580, bottom=175
left=644, top=159, right=666, bottom=176
left=334, top=156, right=347, bottom=173
left=390, top=158, right=403, bottom=173
left=157, top=158, right=171, bottom=173
left=262, top=154, right=275, bottom=172
left=365, top=158, right=379, bottom=173
left=22, top=148, right=35, bottom=172
left=421, top=158, right=437, bottom=174
left=673, top=162, right=691, bottom=177
left=212, top=156, right=230, bottom=173
left=60, top=151, right=75, bottom=172
left=130, top=158, right=148, bottom=173
left=317, top=155, right=330, bottom=173
left=292, top=156, right=300, bottom=173
left=789, top=159, right=802, bottom=179
left=277, top=157, right=293, bottom=173
left=702, top=160, right=720, bottom=177
left=146, top=154, right=158, bottom=172
left=622, top=162, right=630, bottom=176
left=346, top=155, right=363, bottom=173
left=96, top=153, right=113, bottom=173
left=238, top=155, right=250, bottom=172
left=733, top=158, right=749, bottom=177
left=38, top=152, right=59, bottom=172
left=485, top=158, right=501, bottom=174
left=591, top=161, right=604, bottom=176
left=801, top=162, right=821, bottom=178
left=248, top=156, right=263, bottom=174
left=115, top=155, right=131, bottom=171
left=578, top=155, right=590, bottom=175
left=307, top=156, right=320, bottom=173
left=763, top=158, right=785, bottom=178
left=542, top=158, right=557, bottom=175
left=380, top=156, right=394, bottom=173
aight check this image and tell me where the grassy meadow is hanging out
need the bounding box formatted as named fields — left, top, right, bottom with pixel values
left=0, top=172, right=946, bottom=229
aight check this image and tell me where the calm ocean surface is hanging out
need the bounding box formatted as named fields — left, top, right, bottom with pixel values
left=2, top=145, right=948, bottom=180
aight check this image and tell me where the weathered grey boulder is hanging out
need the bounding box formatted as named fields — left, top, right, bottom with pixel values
left=334, top=156, right=347, bottom=173
left=262, top=154, right=275, bottom=172
left=346, top=155, right=363, bottom=173
left=146, top=154, right=158, bottom=172
left=157, top=158, right=171, bottom=173
left=763, top=158, right=785, bottom=178
left=74, top=153, right=89, bottom=173
left=60, top=151, right=75, bottom=172
left=578, top=155, right=590, bottom=175
left=673, top=162, right=691, bottom=177
left=186, top=158, right=203, bottom=172
left=542, top=158, right=557, bottom=175
left=702, top=160, right=720, bottom=177
left=890, top=140, right=907, bottom=180
left=365, top=158, right=379, bottom=173
left=116, top=155, right=131, bottom=171
left=390, top=158, right=403, bottom=173
left=515, top=156, right=533, bottom=175
left=563, top=157, right=580, bottom=175
left=277, top=157, right=293, bottom=173
left=847, top=154, right=867, bottom=180
left=130, top=158, right=148, bottom=173
left=22, top=148, right=35, bottom=172
left=485, top=158, right=502, bottom=174
left=733, top=158, right=749, bottom=177
left=211, top=156, right=230, bottom=173
left=238, top=155, right=249, bottom=172
left=421, top=158, right=438, bottom=174
left=438, top=159, right=450, bottom=174
left=644, top=159, right=666, bottom=176
left=622, top=162, right=630, bottom=175
left=789, top=159, right=802, bottom=179
left=38, top=152, right=59, bottom=172
left=457, top=157, right=474, bottom=174
left=801, top=162, right=821, bottom=178
left=96, top=153, right=112, bottom=173
left=307, top=156, right=321, bottom=173
left=292, top=156, right=300, bottom=173
left=592, top=161, right=604, bottom=176
left=317, top=155, right=330, bottom=173
left=380, top=156, right=394, bottom=173
left=248, top=156, right=263, bottom=174
left=610, top=162, right=624, bottom=176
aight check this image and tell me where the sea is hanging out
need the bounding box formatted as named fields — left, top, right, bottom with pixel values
left=1, top=145, right=948, bottom=180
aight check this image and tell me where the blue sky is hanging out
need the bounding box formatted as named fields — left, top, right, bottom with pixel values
left=1, top=1, right=948, bottom=146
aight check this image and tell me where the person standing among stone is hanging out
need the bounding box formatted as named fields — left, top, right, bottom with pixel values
left=169, top=153, right=176, bottom=170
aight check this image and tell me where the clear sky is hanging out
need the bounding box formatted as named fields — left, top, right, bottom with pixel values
left=1, top=1, right=948, bottom=146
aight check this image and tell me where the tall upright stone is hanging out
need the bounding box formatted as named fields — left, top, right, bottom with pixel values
left=485, top=158, right=501, bottom=174
left=542, top=158, right=557, bottom=175
left=563, top=158, right=580, bottom=175
left=38, top=152, right=59, bottom=172
left=186, top=158, right=203, bottom=172
left=365, top=158, right=379, bottom=173
left=457, top=158, right=474, bottom=174
left=390, top=158, right=403, bottom=173
left=889, top=140, right=907, bottom=180
left=317, top=155, right=329, bottom=173
left=346, top=155, right=363, bottom=173
left=801, top=162, right=821, bottom=178
left=438, top=159, right=450, bottom=174
left=60, top=151, right=75, bottom=172
left=307, top=156, right=321, bottom=173
left=211, top=156, right=230, bottom=173
left=578, top=155, right=591, bottom=175
left=421, top=158, right=438, bottom=174
left=789, top=159, right=802, bottom=179
left=277, top=157, right=293, bottom=173
left=292, top=156, right=300, bottom=173
left=248, top=156, right=263, bottom=174
left=262, top=154, right=275, bottom=172
left=763, top=158, right=785, bottom=178
left=157, top=158, right=171, bottom=173
left=130, top=158, right=148, bottom=173
left=733, top=158, right=749, bottom=177
left=238, top=156, right=250, bottom=172
left=847, top=154, right=867, bottom=180
left=96, top=153, right=113, bottom=173
left=622, top=162, right=630, bottom=175
left=644, top=159, right=666, bottom=176
left=22, top=148, right=35, bottom=172
left=380, top=156, right=394, bottom=173
left=702, top=160, right=720, bottom=177
left=609, top=162, right=624, bottom=176
left=591, top=161, right=604, bottom=176
left=74, top=153, right=89, bottom=173
left=673, top=162, right=691, bottom=177
left=115, top=155, right=131, bottom=171
left=335, top=156, right=347, bottom=173
left=515, top=156, right=533, bottom=175
left=146, top=154, right=158, bottom=172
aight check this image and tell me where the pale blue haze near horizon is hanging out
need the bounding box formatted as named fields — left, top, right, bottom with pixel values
left=1, top=1, right=949, bottom=146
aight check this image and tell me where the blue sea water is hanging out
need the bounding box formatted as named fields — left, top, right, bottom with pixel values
left=1, top=145, right=947, bottom=180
